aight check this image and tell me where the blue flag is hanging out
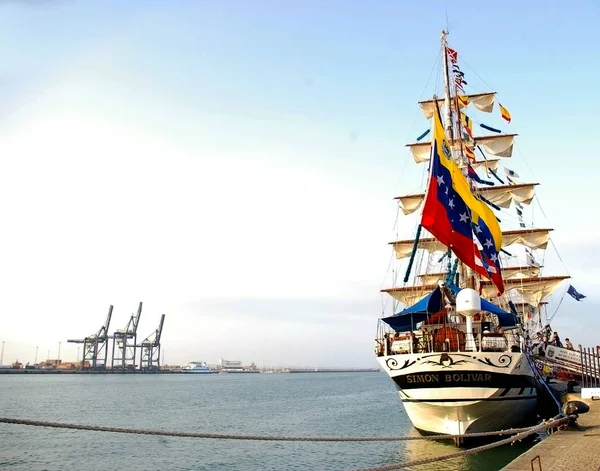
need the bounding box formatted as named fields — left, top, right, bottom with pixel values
left=567, top=285, right=586, bottom=302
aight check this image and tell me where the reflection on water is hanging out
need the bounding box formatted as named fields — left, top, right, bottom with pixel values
left=389, top=426, right=538, bottom=471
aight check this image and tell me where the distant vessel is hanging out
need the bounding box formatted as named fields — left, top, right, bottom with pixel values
left=219, top=358, right=261, bottom=373
left=182, top=361, right=217, bottom=374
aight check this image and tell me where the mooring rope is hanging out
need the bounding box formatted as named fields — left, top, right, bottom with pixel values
left=0, top=417, right=561, bottom=442
left=351, top=415, right=573, bottom=471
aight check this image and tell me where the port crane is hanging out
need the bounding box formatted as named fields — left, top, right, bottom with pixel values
left=111, top=302, right=142, bottom=371
left=138, top=314, right=165, bottom=371
left=67, top=305, right=113, bottom=369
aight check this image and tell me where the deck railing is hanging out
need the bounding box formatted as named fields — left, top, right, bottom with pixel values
left=580, top=346, right=600, bottom=389
left=376, top=329, right=518, bottom=356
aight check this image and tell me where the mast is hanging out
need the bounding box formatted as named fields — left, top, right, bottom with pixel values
left=440, top=30, right=453, bottom=137
left=442, top=30, right=474, bottom=290
left=441, top=30, right=469, bottom=289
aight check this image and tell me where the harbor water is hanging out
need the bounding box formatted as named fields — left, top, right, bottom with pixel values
left=0, top=372, right=534, bottom=470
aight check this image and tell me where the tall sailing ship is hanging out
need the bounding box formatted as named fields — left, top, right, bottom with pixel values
left=375, top=30, right=577, bottom=443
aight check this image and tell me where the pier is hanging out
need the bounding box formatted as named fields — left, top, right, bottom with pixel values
left=502, top=392, right=600, bottom=471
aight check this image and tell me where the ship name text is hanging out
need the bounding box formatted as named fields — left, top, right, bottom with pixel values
left=405, top=373, right=492, bottom=384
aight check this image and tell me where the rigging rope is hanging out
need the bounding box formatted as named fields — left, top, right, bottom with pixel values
left=0, top=416, right=566, bottom=443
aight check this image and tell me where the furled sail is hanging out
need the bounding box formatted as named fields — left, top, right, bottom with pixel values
left=479, top=183, right=537, bottom=208
left=471, top=159, right=500, bottom=172
left=381, top=285, right=439, bottom=305
left=383, top=275, right=564, bottom=306
left=477, top=135, right=515, bottom=157
left=390, top=237, right=447, bottom=259
left=416, top=265, right=541, bottom=284
left=397, top=194, right=425, bottom=215
left=502, top=228, right=552, bottom=250
left=390, top=228, right=552, bottom=258
left=396, top=182, right=538, bottom=215
left=418, top=92, right=496, bottom=119
left=501, top=265, right=542, bottom=278
left=480, top=276, right=570, bottom=306
left=407, top=134, right=517, bottom=163
left=417, top=272, right=449, bottom=285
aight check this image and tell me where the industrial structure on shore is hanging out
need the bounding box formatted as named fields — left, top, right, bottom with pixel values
left=3, top=302, right=382, bottom=374
left=67, top=302, right=166, bottom=371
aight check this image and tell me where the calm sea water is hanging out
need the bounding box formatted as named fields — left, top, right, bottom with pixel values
left=0, top=373, right=534, bottom=470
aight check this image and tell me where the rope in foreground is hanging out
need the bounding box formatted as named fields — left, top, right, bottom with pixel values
left=351, top=415, right=573, bottom=471
left=0, top=416, right=561, bottom=442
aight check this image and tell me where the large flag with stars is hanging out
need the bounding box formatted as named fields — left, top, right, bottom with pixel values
left=421, top=101, right=504, bottom=295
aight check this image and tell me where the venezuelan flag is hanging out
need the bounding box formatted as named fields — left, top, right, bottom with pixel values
left=471, top=213, right=505, bottom=294
left=421, top=102, right=504, bottom=294
left=499, top=103, right=511, bottom=123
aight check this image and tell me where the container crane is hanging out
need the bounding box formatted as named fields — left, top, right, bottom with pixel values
left=67, top=305, right=113, bottom=369
left=111, top=302, right=142, bottom=371
left=139, top=314, right=165, bottom=371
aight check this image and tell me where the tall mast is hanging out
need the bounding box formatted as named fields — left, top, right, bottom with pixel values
left=441, top=30, right=453, bottom=138
left=441, top=30, right=473, bottom=289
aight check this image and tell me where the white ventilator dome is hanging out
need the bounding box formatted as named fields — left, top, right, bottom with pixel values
left=455, top=288, right=481, bottom=316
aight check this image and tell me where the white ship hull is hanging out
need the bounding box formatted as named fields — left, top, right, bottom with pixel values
left=377, top=351, right=537, bottom=436
left=182, top=361, right=217, bottom=374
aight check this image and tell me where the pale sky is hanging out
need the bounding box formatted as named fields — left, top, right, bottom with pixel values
left=1, top=1, right=598, bottom=367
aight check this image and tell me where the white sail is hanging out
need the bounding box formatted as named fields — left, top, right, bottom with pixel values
left=418, top=92, right=496, bottom=119
left=397, top=182, right=538, bottom=214
left=471, top=159, right=500, bottom=172
left=481, top=183, right=537, bottom=208
left=502, top=228, right=552, bottom=250
left=381, top=285, right=439, bottom=304
left=501, top=265, right=542, bottom=278
left=390, top=237, right=447, bottom=259
left=385, top=275, right=568, bottom=306
left=398, top=194, right=426, bottom=215
left=417, top=272, right=449, bottom=285
left=416, top=266, right=540, bottom=285
left=480, top=276, right=569, bottom=306
left=391, top=229, right=552, bottom=259
left=407, top=134, right=517, bottom=163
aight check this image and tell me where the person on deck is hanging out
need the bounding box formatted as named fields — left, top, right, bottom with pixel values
left=550, top=331, right=563, bottom=348
left=421, top=327, right=430, bottom=353
left=410, top=331, right=418, bottom=353
left=544, top=325, right=552, bottom=342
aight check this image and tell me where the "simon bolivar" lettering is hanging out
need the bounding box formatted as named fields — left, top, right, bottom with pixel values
left=405, top=373, right=492, bottom=383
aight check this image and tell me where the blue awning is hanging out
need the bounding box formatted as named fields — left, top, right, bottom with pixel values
left=381, top=285, right=518, bottom=332
left=381, top=287, right=444, bottom=331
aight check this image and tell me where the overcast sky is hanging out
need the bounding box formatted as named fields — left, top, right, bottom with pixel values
left=0, top=1, right=598, bottom=367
